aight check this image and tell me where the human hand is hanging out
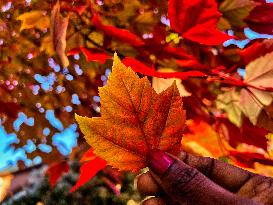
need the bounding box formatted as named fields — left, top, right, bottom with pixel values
left=137, top=149, right=273, bottom=205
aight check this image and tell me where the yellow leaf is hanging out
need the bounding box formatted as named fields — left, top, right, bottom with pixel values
left=182, top=141, right=213, bottom=157
left=254, top=162, right=273, bottom=177
left=17, top=11, right=50, bottom=31
left=76, top=54, right=186, bottom=172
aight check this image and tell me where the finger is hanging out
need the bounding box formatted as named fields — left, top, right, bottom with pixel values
left=177, top=151, right=255, bottom=192
left=147, top=149, right=257, bottom=205
left=142, top=196, right=187, bottom=205
left=237, top=175, right=273, bottom=204
left=137, top=171, right=162, bottom=196
left=142, top=197, right=165, bottom=205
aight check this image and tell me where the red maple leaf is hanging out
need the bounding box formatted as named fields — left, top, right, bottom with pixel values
left=67, top=47, right=112, bottom=64
left=168, top=0, right=232, bottom=45
left=245, top=2, right=273, bottom=35
left=92, top=14, right=145, bottom=47
left=122, top=57, right=206, bottom=79
left=46, top=161, right=69, bottom=187
left=70, top=149, right=106, bottom=192
left=240, top=40, right=273, bottom=64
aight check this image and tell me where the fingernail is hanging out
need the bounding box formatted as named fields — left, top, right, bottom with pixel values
left=147, top=149, right=174, bottom=175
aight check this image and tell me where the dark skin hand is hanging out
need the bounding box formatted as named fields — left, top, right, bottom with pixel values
left=137, top=149, right=273, bottom=205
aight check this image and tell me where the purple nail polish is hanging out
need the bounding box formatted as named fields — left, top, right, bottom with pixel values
left=147, top=149, right=175, bottom=175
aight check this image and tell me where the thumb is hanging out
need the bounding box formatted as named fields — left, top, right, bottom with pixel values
left=147, top=149, right=257, bottom=205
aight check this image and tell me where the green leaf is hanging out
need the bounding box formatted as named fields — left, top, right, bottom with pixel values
left=217, top=88, right=242, bottom=127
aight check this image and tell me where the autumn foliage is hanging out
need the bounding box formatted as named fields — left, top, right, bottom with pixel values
left=1, top=0, right=273, bottom=195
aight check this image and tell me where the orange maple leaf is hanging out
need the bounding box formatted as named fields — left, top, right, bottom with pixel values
left=183, top=120, right=225, bottom=158
left=75, top=54, right=186, bottom=172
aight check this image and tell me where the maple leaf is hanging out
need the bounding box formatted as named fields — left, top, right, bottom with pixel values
left=122, top=57, right=206, bottom=80
left=75, top=54, right=186, bottom=172
left=51, top=1, right=69, bottom=67
left=219, top=0, right=256, bottom=28
left=216, top=88, right=242, bottom=127
left=92, top=14, right=145, bottom=47
left=70, top=149, right=106, bottom=192
left=46, top=161, right=69, bottom=187
left=67, top=47, right=112, bottom=64
left=183, top=96, right=211, bottom=123
left=217, top=118, right=268, bottom=150
left=257, top=105, right=273, bottom=132
left=176, top=59, right=207, bottom=69
left=245, top=2, right=273, bottom=35
left=17, top=10, right=50, bottom=31
left=240, top=51, right=273, bottom=124
left=240, top=40, right=273, bottom=64
left=80, top=148, right=99, bottom=163
left=168, top=0, right=233, bottom=45
left=152, top=68, right=191, bottom=97
left=183, top=120, right=225, bottom=157
left=240, top=89, right=263, bottom=125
